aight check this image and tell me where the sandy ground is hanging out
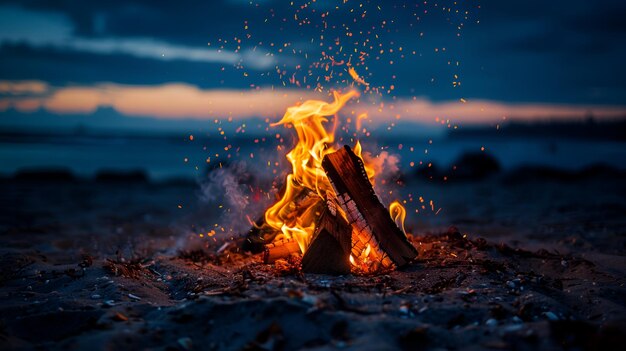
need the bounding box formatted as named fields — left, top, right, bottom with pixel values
left=0, top=171, right=625, bottom=350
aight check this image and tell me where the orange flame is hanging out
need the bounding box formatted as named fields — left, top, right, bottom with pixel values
left=264, top=90, right=408, bottom=270
left=389, top=201, right=407, bottom=235
left=353, top=140, right=376, bottom=182
left=264, top=90, right=358, bottom=252
left=355, top=112, right=368, bottom=131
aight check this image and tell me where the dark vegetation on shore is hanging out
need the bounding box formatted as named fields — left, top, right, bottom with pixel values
left=449, top=117, right=626, bottom=141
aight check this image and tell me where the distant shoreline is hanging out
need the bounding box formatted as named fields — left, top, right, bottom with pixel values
left=448, top=117, right=626, bottom=141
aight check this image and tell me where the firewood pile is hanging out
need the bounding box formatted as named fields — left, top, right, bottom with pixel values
left=246, top=145, right=417, bottom=274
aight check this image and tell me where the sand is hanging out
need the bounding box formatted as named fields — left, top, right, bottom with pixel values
left=0, top=171, right=624, bottom=350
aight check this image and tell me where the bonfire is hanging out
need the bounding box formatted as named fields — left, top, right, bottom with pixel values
left=245, top=90, right=417, bottom=274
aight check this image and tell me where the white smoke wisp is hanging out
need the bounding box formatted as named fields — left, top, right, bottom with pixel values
left=362, top=149, right=404, bottom=205
left=199, top=161, right=250, bottom=210
left=174, top=160, right=271, bottom=253
left=369, top=151, right=401, bottom=179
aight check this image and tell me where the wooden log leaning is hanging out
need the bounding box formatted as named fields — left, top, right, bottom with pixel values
left=301, top=205, right=352, bottom=275
left=322, top=145, right=418, bottom=268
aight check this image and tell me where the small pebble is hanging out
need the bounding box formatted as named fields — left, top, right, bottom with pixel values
left=301, top=293, right=319, bottom=306
left=506, top=279, right=521, bottom=289
left=485, top=318, right=498, bottom=327
left=503, top=324, right=524, bottom=332
left=335, top=341, right=347, bottom=348
left=544, top=311, right=559, bottom=321
left=178, top=337, right=193, bottom=350
left=128, top=293, right=142, bottom=300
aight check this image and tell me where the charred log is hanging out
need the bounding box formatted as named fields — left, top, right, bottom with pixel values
left=242, top=216, right=276, bottom=254
left=301, top=205, right=352, bottom=275
left=263, top=239, right=301, bottom=263
left=322, top=145, right=418, bottom=268
left=243, top=186, right=317, bottom=254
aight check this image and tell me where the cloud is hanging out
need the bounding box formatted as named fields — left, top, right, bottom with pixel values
left=12, top=99, right=43, bottom=112
left=0, top=80, right=49, bottom=95
left=1, top=82, right=624, bottom=124
left=103, top=85, right=320, bottom=119
left=43, top=87, right=106, bottom=114
left=2, top=1, right=625, bottom=105
left=0, top=4, right=276, bottom=69
left=377, top=99, right=626, bottom=124
left=0, top=44, right=248, bottom=89
left=1, top=82, right=324, bottom=119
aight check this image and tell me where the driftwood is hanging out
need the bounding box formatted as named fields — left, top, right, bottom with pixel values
left=322, top=145, right=418, bottom=268
left=301, top=205, right=352, bottom=275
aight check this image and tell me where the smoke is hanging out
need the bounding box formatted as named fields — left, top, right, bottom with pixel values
left=199, top=161, right=250, bottom=210
left=173, top=160, right=273, bottom=252
left=367, top=150, right=401, bottom=181
left=362, top=148, right=404, bottom=205
left=199, top=161, right=268, bottom=235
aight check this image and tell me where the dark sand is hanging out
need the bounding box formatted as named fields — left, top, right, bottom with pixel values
left=0, top=172, right=625, bottom=350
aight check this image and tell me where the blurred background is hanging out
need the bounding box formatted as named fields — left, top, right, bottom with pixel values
left=0, top=0, right=624, bottom=183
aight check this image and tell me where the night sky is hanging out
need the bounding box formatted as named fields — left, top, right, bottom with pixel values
left=1, top=0, right=625, bottom=132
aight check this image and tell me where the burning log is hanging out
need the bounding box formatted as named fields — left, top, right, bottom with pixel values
left=263, top=238, right=301, bottom=263
left=263, top=201, right=352, bottom=276
left=243, top=186, right=319, bottom=254
left=322, top=145, right=418, bottom=268
left=243, top=216, right=275, bottom=254
left=244, top=92, right=417, bottom=274
left=301, top=205, right=352, bottom=275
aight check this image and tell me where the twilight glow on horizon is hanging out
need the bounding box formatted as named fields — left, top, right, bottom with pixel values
left=1, top=0, right=625, bottom=132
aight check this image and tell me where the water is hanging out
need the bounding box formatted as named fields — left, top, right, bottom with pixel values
left=0, top=134, right=624, bottom=181
left=390, top=136, right=626, bottom=171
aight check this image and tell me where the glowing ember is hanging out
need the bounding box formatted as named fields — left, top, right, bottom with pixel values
left=348, top=66, right=369, bottom=87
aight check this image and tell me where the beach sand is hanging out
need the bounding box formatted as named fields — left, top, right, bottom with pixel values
left=1, top=171, right=624, bottom=350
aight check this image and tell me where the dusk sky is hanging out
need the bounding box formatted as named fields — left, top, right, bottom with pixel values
left=1, top=0, right=625, bottom=133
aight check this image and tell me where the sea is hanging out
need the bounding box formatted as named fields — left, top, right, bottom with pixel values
left=1, top=133, right=624, bottom=181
